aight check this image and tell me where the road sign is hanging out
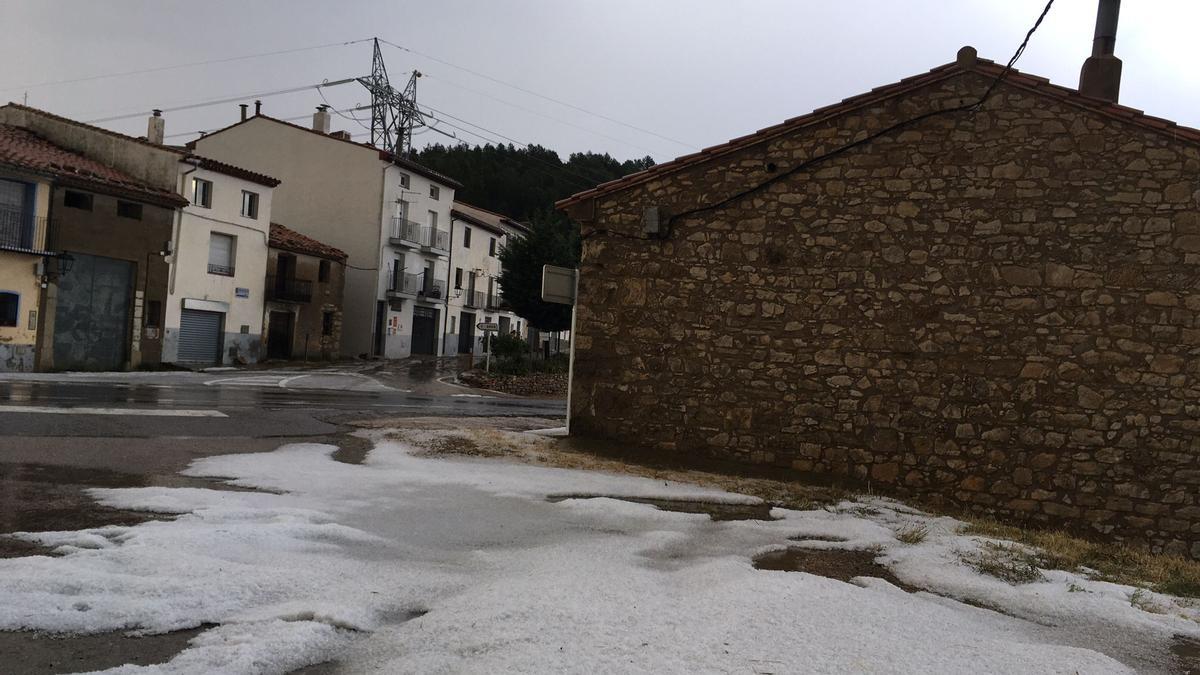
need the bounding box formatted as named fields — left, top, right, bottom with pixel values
left=476, top=322, right=499, bottom=331
left=542, top=265, right=577, bottom=305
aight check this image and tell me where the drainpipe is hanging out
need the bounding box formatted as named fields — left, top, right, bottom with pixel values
left=442, top=214, right=457, bottom=357
left=170, top=158, right=202, bottom=296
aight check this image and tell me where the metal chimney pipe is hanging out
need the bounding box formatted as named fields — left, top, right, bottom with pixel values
left=1079, top=0, right=1122, bottom=102
left=1091, top=0, right=1120, bottom=56
left=254, top=99, right=262, bottom=115
left=239, top=104, right=248, bottom=121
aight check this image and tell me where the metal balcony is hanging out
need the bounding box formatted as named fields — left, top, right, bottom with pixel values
left=463, top=290, right=485, bottom=309
left=389, top=217, right=449, bottom=254
left=387, top=272, right=446, bottom=300
left=0, top=205, right=49, bottom=253
left=266, top=275, right=313, bottom=302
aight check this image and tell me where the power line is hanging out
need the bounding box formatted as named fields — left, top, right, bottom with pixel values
left=418, top=109, right=610, bottom=190
left=161, top=104, right=371, bottom=140
left=376, top=38, right=696, bottom=151
left=85, top=78, right=359, bottom=123
left=423, top=73, right=669, bottom=158
left=1, top=38, right=374, bottom=94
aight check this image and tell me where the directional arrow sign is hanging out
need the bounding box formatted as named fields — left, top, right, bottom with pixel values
left=476, top=322, right=499, bottom=331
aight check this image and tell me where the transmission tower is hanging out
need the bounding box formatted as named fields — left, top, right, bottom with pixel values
left=357, top=38, right=424, bottom=156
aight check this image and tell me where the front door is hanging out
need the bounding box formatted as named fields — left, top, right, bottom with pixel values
left=411, top=306, right=438, bottom=355
left=458, top=311, right=475, bottom=354
left=373, top=300, right=386, bottom=356
left=52, top=252, right=133, bottom=371
left=267, top=311, right=293, bottom=360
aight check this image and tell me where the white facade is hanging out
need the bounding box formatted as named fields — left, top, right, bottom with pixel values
left=162, top=160, right=274, bottom=365
left=445, top=203, right=526, bottom=356
left=191, top=115, right=456, bottom=359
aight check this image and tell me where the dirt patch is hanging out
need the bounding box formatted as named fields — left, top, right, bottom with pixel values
left=753, top=547, right=916, bottom=591
left=329, top=434, right=374, bottom=465
left=0, top=626, right=208, bottom=674
left=370, top=418, right=842, bottom=513
left=547, top=495, right=776, bottom=521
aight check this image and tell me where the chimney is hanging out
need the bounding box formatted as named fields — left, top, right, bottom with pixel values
left=147, top=109, right=164, bottom=145
left=313, top=105, right=331, bottom=134
left=239, top=104, right=248, bottom=121
left=329, top=130, right=353, bottom=141
left=254, top=99, right=262, bottom=116
left=1079, top=0, right=1122, bottom=102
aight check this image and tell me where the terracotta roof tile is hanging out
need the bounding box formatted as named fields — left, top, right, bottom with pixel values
left=188, top=155, right=280, bottom=188
left=269, top=222, right=346, bottom=261
left=450, top=201, right=529, bottom=235
left=0, top=124, right=186, bottom=207
left=557, top=55, right=1200, bottom=209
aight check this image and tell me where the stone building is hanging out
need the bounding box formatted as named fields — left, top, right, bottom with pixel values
left=558, top=49, right=1200, bottom=557
left=264, top=223, right=346, bottom=361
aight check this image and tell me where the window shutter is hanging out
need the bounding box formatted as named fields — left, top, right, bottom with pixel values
left=209, top=234, right=233, bottom=267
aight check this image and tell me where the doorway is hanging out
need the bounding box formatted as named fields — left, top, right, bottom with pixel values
left=267, top=311, right=293, bottom=360
left=458, top=311, right=475, bottom=354
left=411, top=306, right=438, bottom=355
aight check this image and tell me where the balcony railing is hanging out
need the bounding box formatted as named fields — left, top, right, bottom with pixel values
left=463, top=289, right=485, bottom=309
left=389, top=217, right=449, bottom=252
left=485, top=293, right=502, bottom=310
left=267, top=275, right=313, bottom=302
left=388, top=272, right=446, bottom=300
left=0, top=205, right=49, bottom=252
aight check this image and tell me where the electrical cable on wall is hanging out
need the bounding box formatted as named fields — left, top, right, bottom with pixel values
left=582, top=0, right=1056, bottom=243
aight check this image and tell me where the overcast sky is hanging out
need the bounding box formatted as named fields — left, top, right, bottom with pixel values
left=4, top=0, right=1199, bottom=167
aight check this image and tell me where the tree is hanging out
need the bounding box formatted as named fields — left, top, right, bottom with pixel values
left=499, top=210, right=579, bottom=332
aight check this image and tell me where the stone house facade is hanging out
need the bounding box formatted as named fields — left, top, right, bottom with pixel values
left=559, top=49, right=1200, bottom=558
left=264, top=223, right=346, bottom=361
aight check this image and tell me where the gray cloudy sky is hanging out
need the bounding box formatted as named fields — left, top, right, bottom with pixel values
left=4, top=0, right=1198, bottom=166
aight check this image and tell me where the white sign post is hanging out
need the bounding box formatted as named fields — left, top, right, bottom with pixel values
left=476, top=321, right=499, bottom=372
left=541, top=265, right=579, bottom=433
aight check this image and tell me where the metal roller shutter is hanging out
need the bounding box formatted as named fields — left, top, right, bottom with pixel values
left=178, top=309, right=223, bottom=365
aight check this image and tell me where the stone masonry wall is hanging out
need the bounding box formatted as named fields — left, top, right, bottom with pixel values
left=568, top=69, right=1200, bottom=557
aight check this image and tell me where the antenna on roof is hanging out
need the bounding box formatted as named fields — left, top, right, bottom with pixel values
left=357, top=38, right=426, bottom=157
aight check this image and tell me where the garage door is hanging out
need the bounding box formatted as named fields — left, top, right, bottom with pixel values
left=52, top=253, right=133, bottom=371
left=177, top=309, right=223, bottom=365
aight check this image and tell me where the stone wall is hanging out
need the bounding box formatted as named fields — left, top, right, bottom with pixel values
left=566, top=68, right=1200, bottom=557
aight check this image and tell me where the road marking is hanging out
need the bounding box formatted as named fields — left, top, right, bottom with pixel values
left=0, top=405, right=227, bottom=418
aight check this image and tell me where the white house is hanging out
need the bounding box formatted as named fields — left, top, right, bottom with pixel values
left=189, top=107, right=459, bottom=359
left=163, top=156, right=278, bottom=365
left=445, top=202, right=529, bottom=356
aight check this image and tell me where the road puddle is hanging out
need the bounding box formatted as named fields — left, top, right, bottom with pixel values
left=0, top=625, right=208, bottom=674
left=547, top=495, right=777, bottom=521
left=1175, top=635, right=1200, bottom=674
left=752, top=547, right=915, bottom=590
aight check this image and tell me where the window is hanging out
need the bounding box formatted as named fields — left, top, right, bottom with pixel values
left=63, top=190, right=92, bottom=210
left=146, top=300, right=161, bottom=328
left=454, top=267, right=463, bottom=289
left=428, top=210, right=438, bottom=230
left=0, top=292, right=17, bottom=327
left=117, top=200, right=142, bottom=220
left=192, top=178, right=212, bottom=208
left=450, top=315, right=456, bottom=333
left=462, top=226, right=472, bottom=248
left=429, top=185, right=440, bottom=200
left=208, top=232, right=235, bottom=275
left=241, top=190, right=259, bottom=219
left=489, top=237, right=496, bottom=256
left=322, top=311, right=334, bottom=336
left=399, top=173, right=410, bottom=189
left=318, top=260, right=331, bottom=282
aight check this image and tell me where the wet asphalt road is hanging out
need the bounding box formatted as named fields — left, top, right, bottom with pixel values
left=0, top=380, right=565, bottom=437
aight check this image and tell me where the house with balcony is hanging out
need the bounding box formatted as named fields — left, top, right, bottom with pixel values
left=264, top=223, right=345, bottom=360
left=163, top=156, right=280, bottom=366
left=0, top=109, right=187, bottom=371
left=189, top=106, right=459, bottom=359
left=446, top=202, right=529, bottom=356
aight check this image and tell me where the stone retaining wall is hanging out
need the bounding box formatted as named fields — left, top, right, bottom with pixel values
left=566, top=68, right=1200, bottom=557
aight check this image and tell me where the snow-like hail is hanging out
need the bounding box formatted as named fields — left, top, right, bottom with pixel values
left=0, top=430, right=1196, bottom=674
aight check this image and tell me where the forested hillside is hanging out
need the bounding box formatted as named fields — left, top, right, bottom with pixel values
left=414, top=143, right=655, bottom=222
